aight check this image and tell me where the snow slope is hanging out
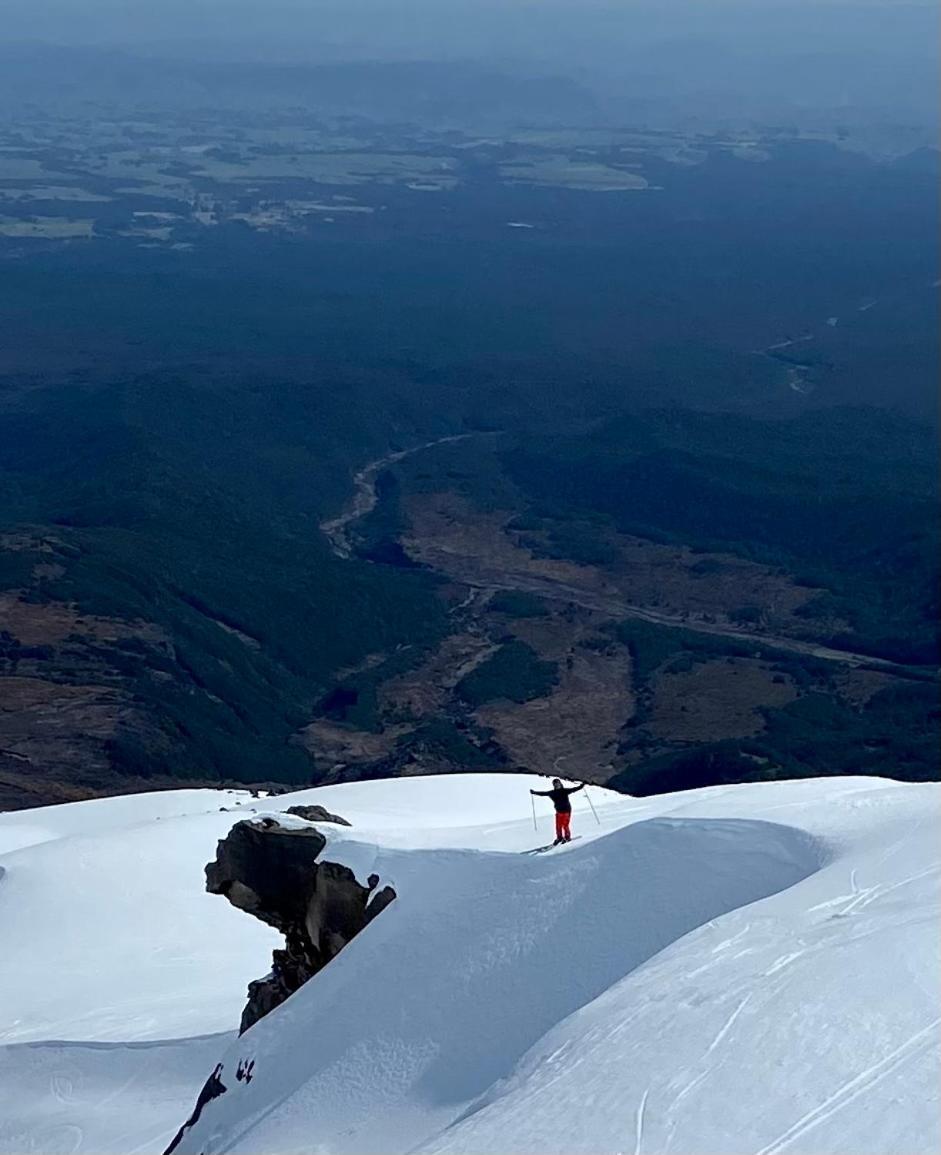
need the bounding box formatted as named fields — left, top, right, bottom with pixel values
left=0, top=1033, right=228, bottom=1155
left=1, top=773, right=938, bottom=1155
left=0, top=791, right=281, bottom=1045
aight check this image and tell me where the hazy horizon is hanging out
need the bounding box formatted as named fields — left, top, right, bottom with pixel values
left=3, top=0, right=938, bottom=61
left=1, top=1, right=937, bottom=134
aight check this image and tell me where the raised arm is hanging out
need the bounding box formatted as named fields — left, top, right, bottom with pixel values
left=530, top=789, right=552, bottom=796
left=566, top=783, right=586, bottom=795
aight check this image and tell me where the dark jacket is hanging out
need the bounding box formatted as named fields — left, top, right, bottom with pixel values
left=531, top=784, right=584, bottom=813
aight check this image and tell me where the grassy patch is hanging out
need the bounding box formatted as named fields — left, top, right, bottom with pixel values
left=610, top=676, right=939, bottom=794
left=501, top=157, right=648, bottom=190
left=0, top=216, right=94, bottom=238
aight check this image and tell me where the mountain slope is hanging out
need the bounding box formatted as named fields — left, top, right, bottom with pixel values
left=0, top=774, right=938, bottom=1155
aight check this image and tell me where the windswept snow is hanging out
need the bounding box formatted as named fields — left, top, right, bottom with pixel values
left=0, top=1033, right=229, bottom=1155
left=1, top=773, right=938, bottom=1155
left=0, top=788, right=253, bottom=857
left=0, top=800, right=280, bottom=1044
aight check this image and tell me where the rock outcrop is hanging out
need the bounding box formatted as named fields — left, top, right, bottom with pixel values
left=206, top=814, right=395, bottom=1033
left=284, top=803, right=351, bottom=826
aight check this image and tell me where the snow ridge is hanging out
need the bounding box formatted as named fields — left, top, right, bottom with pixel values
left=0, top=773, right=938, bottom=1155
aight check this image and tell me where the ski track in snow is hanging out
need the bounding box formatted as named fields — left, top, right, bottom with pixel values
left=632, top=1087, right=649, bottom=1155
left=751, top=1018, right=941, bottom=1155
left=0, top=773, right=938, bottom=1155
left=703, top=994, right=752, bottom=1057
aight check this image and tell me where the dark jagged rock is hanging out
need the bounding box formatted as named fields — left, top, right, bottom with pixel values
left=205, top=817, right=394, bottom=1033
left=284, top=803, right=351, bottom=826
left=364, top=880, right=397, bottom=924
left=206, top=817, right=327, bottom=932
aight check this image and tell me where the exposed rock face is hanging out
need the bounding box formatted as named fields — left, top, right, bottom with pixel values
left=284, top=803, right=351, bottom=826
left=206, top=815, right=395, bottom=1034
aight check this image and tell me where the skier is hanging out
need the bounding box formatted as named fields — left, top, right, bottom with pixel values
left=530, top=778, right=585, bottom=844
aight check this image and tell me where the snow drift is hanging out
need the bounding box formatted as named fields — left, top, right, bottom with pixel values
left=0, top=773, right=938, bottom=1155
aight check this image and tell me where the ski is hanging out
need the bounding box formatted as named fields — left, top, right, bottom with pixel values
left=523, top=836, right=582, bottom=855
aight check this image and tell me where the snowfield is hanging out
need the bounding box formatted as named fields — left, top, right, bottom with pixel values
left=0, top=773, right=938, bottom=1155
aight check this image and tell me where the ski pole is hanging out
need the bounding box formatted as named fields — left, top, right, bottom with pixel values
left=530, top=791, right=538, bottom=832
left=585, top=785, right=601, bottom=827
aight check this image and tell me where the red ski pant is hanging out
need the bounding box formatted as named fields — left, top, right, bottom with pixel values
left=555, top=811, right=571, bottom=841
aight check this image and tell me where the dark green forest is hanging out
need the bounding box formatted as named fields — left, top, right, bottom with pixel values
left=505, top=407, right=939, bottom=664
left=0, top=133, right=937, bottom=796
